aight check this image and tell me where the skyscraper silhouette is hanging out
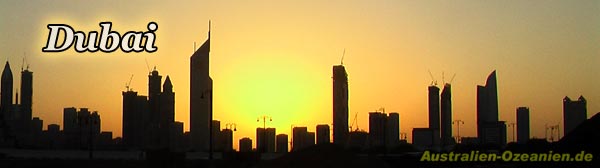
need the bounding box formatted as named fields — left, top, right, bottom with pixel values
left=332, top=65, right=348, bottom=146
left=1, top=62, right=13, bottom=122
left=190, top=29, right=212, bottom=151
left=516, top=107, right=530, bottom=144
left=316, top=124, right=330, bottom=144
left=159, top=76, right=174, bottom=149
left=147, top=68, right=162, bottom=148
left=428, top=85, right=440, bottom=148
left=122, top=90, right=149, bottom=149
left=563, top=96, right=587, bottom=137
left=19, top=67, right=33, bottom=146
left=440, top=84, right=453, bottom=146
left=477, top=71, right=506, bottom=146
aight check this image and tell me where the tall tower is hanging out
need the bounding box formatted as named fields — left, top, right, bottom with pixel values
left=563, top=96, right=587, bottom=136
left=440, top=84, right=453, bottom=146
left=160, top=76, right=175, bottom=149
left=190, top=28, right=212, bottom=151
left=477, top=70, right=504, bottom=145
left=428, top=85, right=440, bottom=144
left=332, top=65, right=348, bottom=146
left=147, top=68, right=162, bottom=148
left=1, top=62, right=13, bottom=121
left=516, top=107, right=530, bottom=144
left=20, top=68, right=32, bottom=122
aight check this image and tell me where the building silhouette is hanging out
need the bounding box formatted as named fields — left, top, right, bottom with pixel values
left=170, top=121, right=185, bottom=151
left=332, top=65, right=349, bottom=146
left=477, top=71, right=506, bottom=146
left=413, top=128, right=434, bottom=150
left=563, top=96, right=587, bottom=136
left=256, top=127, right=276, bottom=153
left=276, top=134, right=288, bottom=153
left=122, top=91, right=149, bottom=149
left=369, top=112, right=400, bottom=149
left=316, top=124, right=330, bottom=144
left=62, top=107, right=100, bottom=149
left=239, top=137, right=252, bottom=152
left=147, top=69, right=162, bottom=149
left=428, top=85, right=441, bottom=148
left=159, top=76, right=175, bottom=149
left=190, top=28, right=213, bottom=152
left=386, top=112, right=400, bottom=148
left=516, top=107, right=530, bottom=144
left=440, top=84, right=453, bottom=147
left=220, top=128, right=233, bottom=152
left=1, top=62, right=13, bottom=123
left=292, top=127, right=309, bottom=151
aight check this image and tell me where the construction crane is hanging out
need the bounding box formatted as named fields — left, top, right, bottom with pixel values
left=349, top=111, right=359, bottom=132
left=428, top=70, right=437, bottom=86
left=125, top=75, right=134, bottom=91
left=340, top=48, right=346, bottom=65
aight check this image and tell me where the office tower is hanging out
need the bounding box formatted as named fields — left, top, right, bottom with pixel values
left=63, top=107, right=79, bottom=149
left=516, top=107, right=530, bottom=144
left=563, top=96, right=587, bottom=136
left=239, top=137, right=252, bottom=152
left=256, top=127, right=276, bottom=153
left=428, top=85, right=441, bottom=148
left=146, top=69, right=162, bottom=148
left=191, top=28, right=213, bottom=151
left=440, top=84, right=453, bottom=146
left=122, top=90, right=149, bottom=149
left=387, top=112, right=400, bottom=148
left=1, top=62, right=13, bottom=121
left=276, top=134, right=288, bottom=153
left=333, top=65, right=349, bottom=145
left=316, top=124, right=330, bottom=144
left=292, top=127, right=308, bottom=151
left=477, top=71, right=505, bottom=146
left=159, top=76, right=174, bottom=149
left=20, top=68, right=33, bottom=145
left=220, top=128, right=233, bottom=151
left=31, top=117, right=43, bottom=147
left=369, top=112, right=387, bottom=147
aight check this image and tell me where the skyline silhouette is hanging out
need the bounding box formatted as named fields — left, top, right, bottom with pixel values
left=0, top=0, right=598, bottom=152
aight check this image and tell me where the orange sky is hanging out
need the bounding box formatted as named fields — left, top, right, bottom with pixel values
left=0, top=0, right=599, bottom=150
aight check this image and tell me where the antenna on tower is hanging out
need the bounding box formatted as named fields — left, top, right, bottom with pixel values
left=449, top=73, right=456, bottom=84
left=21, top=53, right=25, bottom=71
left=340, top=48, right=346, bottom=65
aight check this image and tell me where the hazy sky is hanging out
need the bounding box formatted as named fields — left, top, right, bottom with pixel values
left=1, top=0, right=599, bottom=149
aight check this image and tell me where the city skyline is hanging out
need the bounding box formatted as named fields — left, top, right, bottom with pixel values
left=0, top=0, right=599, bottom=150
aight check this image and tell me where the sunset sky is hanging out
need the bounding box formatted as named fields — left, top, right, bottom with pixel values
left=0, top=0, right=599, bottom=150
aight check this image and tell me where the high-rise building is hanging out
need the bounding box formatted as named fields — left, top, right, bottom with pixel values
left=159, top=76, right=175, bottom=149
left=122, top=91, right=149, bottom=149
left=440, top=84, right=453, bottom=146
left=369, top=112, right=387, bottom=148
left=220, top=128, right=233, bottom=152
left=477, top=71, right=505, bottom=146
left=428, top=85, right=441, bottom=148
left=563, top=96, right=587, bottom=136
left=256, top=127, right=276, bottom=153
left=292, top=127, right=308, bottom=151
left=316, top=124, right=330, bottom=144
left=191, top=28, right=213, bottom=151
left=276, top=134, right=288, bottom=153
left=306, top=132, right=315, bottom=147
left=239, top=137, right=253, bottom=152
left=170, top=121, right=184, bottom=151
left=1, top=62, right=13, bottom=121
left=387, top=112, right=400, bottom=148
left=516, top=107, right=530, bottom=144
left=147, top=69, right=162, bottom=149
left=212, top=120, right=221, bottom=151
left=19, top=68, right=33, bottom=145
left=332, top=65, right=349, bottom=146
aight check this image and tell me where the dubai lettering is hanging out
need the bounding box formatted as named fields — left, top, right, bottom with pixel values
left=42, top=22, right=158, bottom=53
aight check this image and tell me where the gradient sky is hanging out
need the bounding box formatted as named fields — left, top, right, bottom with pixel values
left=0, top=0, right=599, bottom=150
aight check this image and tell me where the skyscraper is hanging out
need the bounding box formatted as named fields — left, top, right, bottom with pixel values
left=332, top=65, right=349, bottom=146
left=159, top=76, right=175, bottom=149
left=256, top=127, right=276, bottom=153
left=387, top=112, right=400, bottom=148
left=276, top=134, right=288, bottom=153
left=563, top=96, right=587, bottom=136
left=516, top=107, right=530, bottom=144
left=190, top=28, right=212, bottom=151
left=428, top=85, right=440, bottom=148
left=1, top=62, right=13, bottom=121
left=20, top=68, right=33, bottom=142
left=292, top=127, right=308, bottom=151
left=369, top=112, right=387, bottom=148
left=477, top=71, right=506, bottom=146
left=147, top=69, right=162, bottom=148
left=440, top=84, right=453, bottom=146
left=122, top=90, right=149, bottom=149
left=316, top=124, right=330, bottom=144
